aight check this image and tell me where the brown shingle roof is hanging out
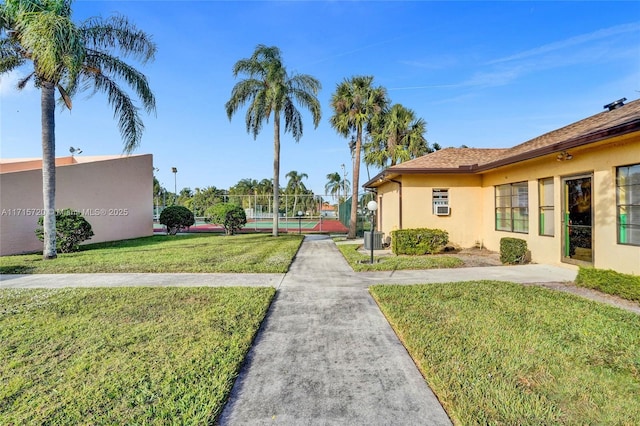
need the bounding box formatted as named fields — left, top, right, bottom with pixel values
left=366, top=98, right=640, bottom=185
left=392, top=147, right=509, bottom=170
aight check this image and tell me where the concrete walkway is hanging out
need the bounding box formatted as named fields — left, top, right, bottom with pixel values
left=218, top=235, right=457, bottom=425
left=8, top=235, right=633, bottom=425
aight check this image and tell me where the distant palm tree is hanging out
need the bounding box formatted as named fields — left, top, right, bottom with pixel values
left=330, top=76, right=388, bottom=238
left=255, top=178, right=273, bottom=217
left=325, top=172, right=350, bottom=202
left=285, top=170, right=308, bottom=215
left=365, top=103, right=429, bottom=168
left=0, top=0, right=156, bottom=259
left=229, top=178, right=258, bottom=208
left=226, top=45, right=321, bottom=236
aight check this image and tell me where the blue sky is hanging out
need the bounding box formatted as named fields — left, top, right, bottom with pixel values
left=1, top=1, right=639, bottom=196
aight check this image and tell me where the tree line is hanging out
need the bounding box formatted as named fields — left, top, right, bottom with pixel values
left=154, top=171, right=321, bottom=219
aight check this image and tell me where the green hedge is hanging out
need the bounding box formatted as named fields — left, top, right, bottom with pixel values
left=391, top=228, right=449, bottom=255
left=576, top=267, right=640, bottom=302
left=500, top=237, right=528, bottom=264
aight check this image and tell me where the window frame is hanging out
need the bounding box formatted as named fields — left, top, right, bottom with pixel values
left=616, top=163, right=640, bottom=246
left=495, top=181, right=529, bottom=234
left=538, top=177, right=555, bottom=237
left=432, top=188, right=449, bottom=215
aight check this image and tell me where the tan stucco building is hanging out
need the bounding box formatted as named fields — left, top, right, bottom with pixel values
left=365, top=98, right=640, bottom=275
left=0, top=154, right=153, bottom=256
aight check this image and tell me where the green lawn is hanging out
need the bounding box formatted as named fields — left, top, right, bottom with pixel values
left=0, top=234, right=303, bottom=274
left=576, top=267, right=640, bottom=302
left=370, top=281, right=640, bottom=425
left=336, top=243, right=463, bottom=271
left=0, top=286, right=275, bottom=424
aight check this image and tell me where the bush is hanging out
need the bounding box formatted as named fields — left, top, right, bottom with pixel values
left=576, top=267, right=640, bottom=302
left=205, top=203, right=246, bottom=235
left=35, top=209, right=94, bottom=253
left=391, top=228, right=449, bottom=255
left=159, top=205, right=195, bottom=235
left=500, top=237, right=528, bottom=264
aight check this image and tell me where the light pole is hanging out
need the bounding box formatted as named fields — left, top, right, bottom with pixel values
left=171, top=167, right=178, bottom=205
left=340, top=163, right=346, bottom=219
left=297, top=210, right=303, bottom=235
left=367, top=200, right=378, bottom=264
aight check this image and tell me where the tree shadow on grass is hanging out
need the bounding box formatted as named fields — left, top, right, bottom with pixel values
left=0, top=265, right=36, bottom=275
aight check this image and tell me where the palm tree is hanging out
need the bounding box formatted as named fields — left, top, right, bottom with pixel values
left=285, top=170, right=308, bottom=216
left=229, top=178, right=258, bottom=209
left=0, top=0, right=156, bottom=259
left=325, top=172, right=350, bottom=202
left=325, top=172, right=341, bottom=200
left=256, top=178, right=273, bottom=217
left=330, top=76, right=388, bottom=238
left=225, top=45, right=321, bottom=236
left=364, top=103, right=429, bottom=168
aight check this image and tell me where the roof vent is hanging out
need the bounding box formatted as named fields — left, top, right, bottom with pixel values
left=603, top=98, right=626, bottom=111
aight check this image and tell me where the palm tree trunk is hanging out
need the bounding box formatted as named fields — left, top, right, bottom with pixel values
left=272, top=114, right=280, bottom=237
left=41, top=82, right=57, bottom=259
left=349, top=128, right=362, bottom=239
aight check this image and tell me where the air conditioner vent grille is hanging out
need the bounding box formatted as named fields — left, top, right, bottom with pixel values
left=435, top=205, right=450, bottom=216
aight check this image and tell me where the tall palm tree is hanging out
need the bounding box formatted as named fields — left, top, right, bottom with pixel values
left=285, top=170, right=308, bottom=215
left=0, top=0, right=156, bottom=259
left=364, top=103, right=430, bottom=168
left=226, top=45, right=321, bottom=236
left=330, top=76, right=387, bottom=238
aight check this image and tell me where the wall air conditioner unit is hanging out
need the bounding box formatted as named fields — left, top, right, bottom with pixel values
left=435, top=205, right=450, bottom=216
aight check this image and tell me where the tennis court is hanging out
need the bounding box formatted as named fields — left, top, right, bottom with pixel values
left=153, top=217, right=348, bottom=234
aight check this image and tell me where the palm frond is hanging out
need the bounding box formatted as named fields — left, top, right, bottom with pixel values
left=81, top=14, right=156, bottom=64
left=17, top=8, right=83, bottom=83
left=225, top=78, right=263, bottom=119
left=283, top=99, right=303, bottom=141
left=82, top=49, right=155, bottom=113
left=88, top=70, right=144, bottom=153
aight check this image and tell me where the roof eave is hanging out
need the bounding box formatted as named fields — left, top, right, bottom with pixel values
left=477, top=119, right=640, bottom=172
left=363, top=118, right=640, bottom=187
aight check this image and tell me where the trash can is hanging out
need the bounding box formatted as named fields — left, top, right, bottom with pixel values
left=364, top=231, right=383, bottom=250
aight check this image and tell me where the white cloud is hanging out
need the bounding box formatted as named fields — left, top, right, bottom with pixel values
left=487, top=22, right=640, bottom=65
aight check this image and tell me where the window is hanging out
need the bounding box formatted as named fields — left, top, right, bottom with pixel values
left=617, top=164, right=640, bottom=246
left=539, top=178, right=554, bottom=236
left=495, top=182, right=528, bottom=233
left=432, top=189, right=449, bottom=215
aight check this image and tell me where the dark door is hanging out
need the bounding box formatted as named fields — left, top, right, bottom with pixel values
left=562, top=176, right=593, bottom=264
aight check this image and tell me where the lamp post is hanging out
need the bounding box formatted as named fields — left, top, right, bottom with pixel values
left=297, top=210, right=303, bottom=235
left=171, top=167, right=178, bottom=205
left=367, top=200, right=378, bottom=264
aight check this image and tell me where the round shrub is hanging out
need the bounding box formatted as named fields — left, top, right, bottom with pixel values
left=35, top=209, right=94, bottom=253
left=159, top=205, right=195, bottom=235
left=205, top=203, right=246, bottom=235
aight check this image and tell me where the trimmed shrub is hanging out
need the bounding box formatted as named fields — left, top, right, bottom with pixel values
left=576, top=267, right=640, bottom=302
left=159, top=205, right=195, bottom=235
left=35, top=209, right=94, bottom=253
left=205, top=203, right=246, bottom=235
left=500, top=237, right=528, bottom=264
left=391, top=228, right=449, bottom=255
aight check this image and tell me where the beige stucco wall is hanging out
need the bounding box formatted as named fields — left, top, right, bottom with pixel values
left=375, top=133, right=640, bottom=275
left=376, top=174, right=483, bottom=248
left=480, top=136, right=640, bottom=274
left=0, top=154, right=153, bottom=256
